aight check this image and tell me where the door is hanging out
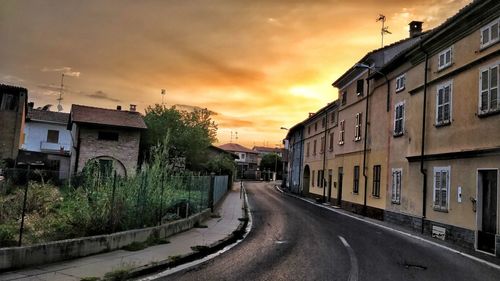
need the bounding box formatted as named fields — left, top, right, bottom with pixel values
left=337, top=167, right=343, bottom=206
left=303, top=165, right=310, bottom=196
left=477, top=170, right=498, bottom=254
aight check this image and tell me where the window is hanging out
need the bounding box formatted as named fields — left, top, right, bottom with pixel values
left=98, top=131, right=119, bottom=141
left=306, top=142, right=310, bottom=157
left=356, top=79, right=364, bottom=96
left=46, top=130, right=59, bottom=144
left=329, top=132, right=334, bottom=151
left=480, top=17, right=499, bottom=49
left=354, top=113, right=362, bottom=141
left=394, top=102, right=405, bottom=136
left=353, top=166, right=360, bottom=194
left=331, top=111, right=337, bottom=124
left=321, top=117, right=326, bottom=128
left=0, top=94, right=17, bottom=111
left=313, top=140, right=317, bottom=155
left=320, top=136, right=325, bottom=153
left=437, top=46, right=453, bottom=70
left=433, top=166, right=450, bottom=211
left=314, top=122, right=318, bottom=132
left=308, top=126, right=311, bottom=135
left=479, top=63, right=499, bottom=115
left=312, top=170, right=315, bottom=187
left=317, top=170, right=323, bottom=187
left=436, top=81, right=452, bottom=125
left=372, top=165, right=381, bottom=197
left=342, top=91, right=347, bottom=105
left=339, top=120, right=345, bottom=145
left=239, top=153, right=246, bottom=160
left=391, top=168, right=402, bottom=204
left=395, top=74, right=406, bottom=92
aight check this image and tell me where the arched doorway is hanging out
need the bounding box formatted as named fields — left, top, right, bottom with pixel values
left=303, top=165, right=310, bottom=196
left=85, top=156, right=127, bottom=178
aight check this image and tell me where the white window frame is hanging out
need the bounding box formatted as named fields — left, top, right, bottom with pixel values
left=339, top=120, right=345, bottom=145
left=433, top=166, right=450, bottom=212
left=478, top=62, right=499, bottom=115
left=395, top=74, right=406, bottom=93
left=391, top=168, right=402, bottom=204
left=437, top=46, right=453, bottom=70
left=435, top=81, right=453, bottom=126
left=393, top=101, right=405, bottom=136
left=354, top=113, right=362, bottom=141
left=480, top=17, right=499, bottom=49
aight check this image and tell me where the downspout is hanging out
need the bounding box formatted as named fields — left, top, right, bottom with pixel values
left=420, top=45, right=429, bottom=234
left=322, top=111, right=328, bottom=202
left=299, top=137, right=304, bottom=196
left=362, top=71, right=371, bottom=215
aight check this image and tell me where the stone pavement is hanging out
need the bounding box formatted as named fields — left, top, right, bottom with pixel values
left=0, top=183, right=245, bottom=281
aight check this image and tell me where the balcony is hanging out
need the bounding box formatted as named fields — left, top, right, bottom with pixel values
left=40, top=141, right=71, bottom=154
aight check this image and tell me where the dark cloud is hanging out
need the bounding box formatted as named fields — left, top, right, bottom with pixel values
left=86, top=90, right=122, bottom=102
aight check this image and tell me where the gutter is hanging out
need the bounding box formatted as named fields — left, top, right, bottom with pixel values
left=362, top=72, right=370, bottom=215
left=420, top=44, right=429, bottom=234
left=322, top=110, right=328, bottom=202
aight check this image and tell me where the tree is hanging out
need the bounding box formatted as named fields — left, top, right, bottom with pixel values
left=141, top=104, right=218, bottom=171
left=259, top=153, right=282, bottom=173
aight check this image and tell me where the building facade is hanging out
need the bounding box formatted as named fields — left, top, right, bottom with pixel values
left=0, top=84, right=27, bottom=161
left=68, top=105, right=147, bottom=177
left=219, top=143, right=258, bottom=179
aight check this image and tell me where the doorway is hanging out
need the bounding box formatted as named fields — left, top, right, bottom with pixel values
left=327, top=169, right=332, bottom=202
left=337, top=167, right=343, bottom=206
left=303, top=165, right=310, bottom=196
left=477, top=169, right=498, bottom=254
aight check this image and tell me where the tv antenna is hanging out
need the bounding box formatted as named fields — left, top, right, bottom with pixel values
left=57, top=73, right=64, bottom=112
left=377, top=14, right=391, bottom=47
left=161, top=89, right=166, bottom=104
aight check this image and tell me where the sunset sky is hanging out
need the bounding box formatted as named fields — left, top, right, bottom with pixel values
left=0, top=0, right=471, bottom=148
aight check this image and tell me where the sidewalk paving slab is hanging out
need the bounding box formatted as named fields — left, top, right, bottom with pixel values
left=0, top=183, right=244, bottom=281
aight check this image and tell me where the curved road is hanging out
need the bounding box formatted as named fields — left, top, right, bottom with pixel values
left=156, top=181, right=500, bottom=281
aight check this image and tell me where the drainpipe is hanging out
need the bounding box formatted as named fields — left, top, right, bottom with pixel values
left=322, top=111, right=328, bottom=202
left=362, top=72, right=371, bottom=216
left=298, top=137, right=303, bottom=195
left=420, top=44, right=429, bottom=234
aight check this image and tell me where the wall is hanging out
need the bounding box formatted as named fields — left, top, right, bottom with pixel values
left=0, top=90, right=26, bottom=160
left=22, top=121, right=71, bottom=153
left=0, top=209, right=211, bottom=271
left=76, top=126, right=141, bottom=176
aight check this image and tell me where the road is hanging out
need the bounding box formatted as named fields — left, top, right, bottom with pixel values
left=155, top=181, right=500, bottom=281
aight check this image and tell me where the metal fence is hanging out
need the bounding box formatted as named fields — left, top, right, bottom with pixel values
left=0, top=167, right=231, bottom=247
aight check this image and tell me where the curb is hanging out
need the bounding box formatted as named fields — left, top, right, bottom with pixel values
left=128, top=188, right=251, bottom=280
left=274, top=185, right=500, bottom=271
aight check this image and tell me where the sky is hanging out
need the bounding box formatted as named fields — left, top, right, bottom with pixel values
left=0, top=0, right=471, bottom=148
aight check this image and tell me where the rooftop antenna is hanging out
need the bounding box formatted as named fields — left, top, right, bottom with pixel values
left=235, top=131, right=238, bottom=142
left=161, top=89, right=166, bottom=105
left=377, top=14, right=391, bottom=47
left=57, top=73, right=64, bottom=112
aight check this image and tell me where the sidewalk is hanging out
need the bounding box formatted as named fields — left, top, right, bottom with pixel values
left=0, top=183, right=245, bottom=281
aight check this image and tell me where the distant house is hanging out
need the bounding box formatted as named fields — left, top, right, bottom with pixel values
left=68, top=104, right=147, bottom=177
left=0, top=84, right=27, bottom=162
left=218, top=143, right=258, bottom=179
left=252, top=146, right=283, bottom=166
left=18, top=105, right=71, bottom=180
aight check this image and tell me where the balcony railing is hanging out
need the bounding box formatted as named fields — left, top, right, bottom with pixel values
left=40, top=141, right=71, bottom=153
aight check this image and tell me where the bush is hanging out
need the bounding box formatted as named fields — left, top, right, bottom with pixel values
left=0, top=224, right=17, bottom=247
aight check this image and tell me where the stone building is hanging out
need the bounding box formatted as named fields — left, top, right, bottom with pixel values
left=68, top=104, right=147, bottom=177
left=0, top=84, right=27, bottom=162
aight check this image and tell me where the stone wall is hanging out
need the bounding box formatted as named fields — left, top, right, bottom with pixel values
left=0, top=209, right=211, bottom=271
left=0, top=90, right=26, bottom=160
left=76, top=126, right=141, bottom=176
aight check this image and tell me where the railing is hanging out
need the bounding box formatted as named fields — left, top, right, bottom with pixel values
left=40, top=141, right=71, bottom=152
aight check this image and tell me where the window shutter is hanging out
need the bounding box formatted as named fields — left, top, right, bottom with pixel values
left=492, top=22, right=499, bottom=41
left=434, top=172, right=441, bottom=206
left=491, top=66, right=498, bottom=110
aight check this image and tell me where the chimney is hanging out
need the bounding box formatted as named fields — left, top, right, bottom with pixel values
left=116, top=105, right=122, bottom=110
left=309, top=113, right=315, bottom=117
left=129, top=104, right=136, bottom=112
left=409, top=21, right=423, bottom=38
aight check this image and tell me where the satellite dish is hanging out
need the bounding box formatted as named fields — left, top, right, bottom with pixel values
left=57, top=104, right=63, bottom=112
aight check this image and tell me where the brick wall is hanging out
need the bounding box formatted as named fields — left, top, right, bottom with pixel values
left=76, top=126, right=141, bottom=176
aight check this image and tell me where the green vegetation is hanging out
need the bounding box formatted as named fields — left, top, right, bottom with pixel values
left=122, top=236, right=170, bottom=251
left=259, top=153, right=282, bottom=173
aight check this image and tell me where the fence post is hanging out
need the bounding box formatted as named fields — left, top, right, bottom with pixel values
left=209, top=172, right=215, bottom=212
left=159, top=171, right=165, bottom=225
left=109, top=171, right=117, bottom=233
left=18, top=165, right=30, bottom=246
left=186, top=176, right=191, bottom=218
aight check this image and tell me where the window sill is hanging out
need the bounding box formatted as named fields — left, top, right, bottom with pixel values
left=338, top=142, right=344, bottom=145
left=372, top=195, right=380, bottom=199
left=395, top=87, right=405, bottom=93
left=437, top=63, right=454, bottom=73
left=353, top=192, right=359, bottom=195
left=391, top=201, right=401, bottom=205
left=434, top=121, right=451, bottom=127
left=393, top=132, right=404, bottom=138
left=354, top=138, right=361, bottom=142
left=479, top=40, right=499, bottom=52
left=478, top=109, right=500, bottom=118
left=433, top=207, right=449, bottom=213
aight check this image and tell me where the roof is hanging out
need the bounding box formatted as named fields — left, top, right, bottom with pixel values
left=252, top=146, right=282, bottom=154
left=27, top=108, right=69, bottom=124
left=208, top=145, right=239, bottom=159
left=218, top=143, right=257, bottom=154
left=69, top=104, right=147, bottom=129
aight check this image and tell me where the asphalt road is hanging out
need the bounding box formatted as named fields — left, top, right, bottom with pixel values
left=155, top=181, right=500, bottom=281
